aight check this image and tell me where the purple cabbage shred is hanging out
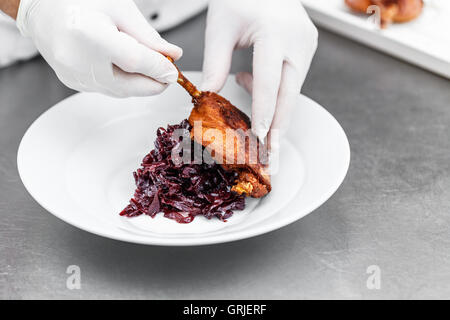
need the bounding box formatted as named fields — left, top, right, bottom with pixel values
left=120, top=120, right=245, bottom=223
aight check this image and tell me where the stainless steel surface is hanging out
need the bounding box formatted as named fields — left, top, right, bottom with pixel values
left=1, top=13, right=450, bottom=299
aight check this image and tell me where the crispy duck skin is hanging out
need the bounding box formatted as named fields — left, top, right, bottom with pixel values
left=168, top=58, right=271, bottom=198
left=345, top=0, right=423, bottom=28
left=189, top=91, right=271, bottom=198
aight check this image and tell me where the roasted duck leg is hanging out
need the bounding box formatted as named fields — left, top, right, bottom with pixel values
left=167, top=58, right=271, bottom=198
left=345, top=0, right=423, bottom=28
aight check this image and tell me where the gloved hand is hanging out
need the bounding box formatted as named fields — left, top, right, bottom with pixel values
left=0, top=12, right=37, bottom=68
left=201, top=0, right=318, bottom=142
left=16, top=0, right=182, bottom=97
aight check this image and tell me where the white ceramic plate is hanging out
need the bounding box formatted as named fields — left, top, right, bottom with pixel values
left=17, top=72, right=350, bottom=246
left=301, top=0, right=450, bottom=78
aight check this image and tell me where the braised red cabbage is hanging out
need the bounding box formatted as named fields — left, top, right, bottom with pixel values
left=120, top=120, right=245, bottom=223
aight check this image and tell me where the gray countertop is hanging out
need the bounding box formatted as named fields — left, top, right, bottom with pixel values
left=1, top=12, right=450, bottom=299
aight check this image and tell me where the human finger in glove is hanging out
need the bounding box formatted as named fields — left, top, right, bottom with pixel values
left=14, top=0, right=182, bottom=97
left=201, top=0, right=318, bottom=143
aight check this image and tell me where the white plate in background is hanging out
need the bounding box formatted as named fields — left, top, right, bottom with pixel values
left=301, top=0, right=450, bottom=78
left=17, top=72, right=350, bottom=246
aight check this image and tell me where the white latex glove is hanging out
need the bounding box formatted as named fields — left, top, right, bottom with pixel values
left=16, top=0, right=182, bottom=97
left=201, top=0, right=318, bottom=142
left=0, top=12, right=38, bottom=68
